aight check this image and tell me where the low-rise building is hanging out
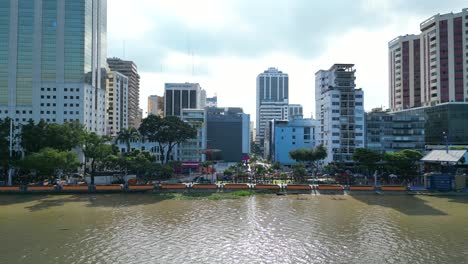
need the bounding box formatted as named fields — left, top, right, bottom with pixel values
left=366, top=103, right=468, bottom=153
left=264, top=117, right=319, bottom=165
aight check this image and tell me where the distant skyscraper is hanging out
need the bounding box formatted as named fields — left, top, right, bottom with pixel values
left=0, top=0, right=108, bottom=134
left=106, top=71, right=128, bottom=136
left=206, top=95, right=218, bottom=108
left=288, top=104, right=303, bottom=119
left=107, top=58, right=140, bottom=128
left=256, top=67, right=289, bottom=147
left=389, top=8, right=468, bottom=111
left=148, top=95, right=164, bottom=116
left=164, top=83, right=206, bottom=117
left=316, top=64, right=365, bottom=163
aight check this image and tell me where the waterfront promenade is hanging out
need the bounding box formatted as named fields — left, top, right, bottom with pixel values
left=1, top=183, right=466, bottom=195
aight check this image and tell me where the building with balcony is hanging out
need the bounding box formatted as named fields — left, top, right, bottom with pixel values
left=106, top=71, right=128, bottom=136
left=315, top=64, right=365, bottom=164
left=107, top=58, right=141, bottom=129
left=389, top=8, right=468, bottom=111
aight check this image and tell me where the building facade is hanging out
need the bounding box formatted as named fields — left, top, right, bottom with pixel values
left=164, top=83, right=206, bottom=117
left=256, top=67, right=289, bottom=147
left=206, top=95, right=217, bottom=108
left=366, top=103, right=468, bottom=153
left=264, top=117, right=319, bottom=165
left=147, top=95, right=164, bottom=116
left=389, top=8, right=468, bottom=111
left=107, top=57, right=140, bottom=128
left=106, top=71, right=128, bottom=136
left=388, top=34, right=421, bottom=111
left=365, top=108, right=425, bottom=153
left=178, top=109, right=207, bottom=162
left=288, top=104, right=303, bottom=119
left=0, top=0, right=108, bottom=134
left=206, top=107, right=250, bottom=162
left=315, top=64, right=365, bottom=164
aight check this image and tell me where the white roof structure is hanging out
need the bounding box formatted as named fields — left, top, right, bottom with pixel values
left=421, top=150, right=467, bottom=163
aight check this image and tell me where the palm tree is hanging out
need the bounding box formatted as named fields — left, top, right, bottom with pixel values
left=117, top=127, right=140, bottom=153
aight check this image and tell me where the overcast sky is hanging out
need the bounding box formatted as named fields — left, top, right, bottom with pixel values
left=107, top=0, right=466, bottom=125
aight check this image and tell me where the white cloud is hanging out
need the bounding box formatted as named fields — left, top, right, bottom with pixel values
left=107, top=0, right=468, bottom=126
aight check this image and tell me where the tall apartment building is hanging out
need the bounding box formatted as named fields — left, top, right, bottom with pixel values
left=148, top=95, right=164, bottom=116
left=315, top=64, right=365, bottom=164
left=389, top=35, right=421, bottom=110
left=107, top=58, right=140, bottom=128
left=106, top=71, right=128, bottom=136
left=164, top=83, right=206, bottom=117
left=389, top=8, right=468, bottom=111
left=256, top=67, right=289, bottom=147
left=0, top=0, right=108, bottom=134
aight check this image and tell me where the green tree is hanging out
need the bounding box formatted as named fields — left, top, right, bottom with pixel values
left=20, top=148, right=80, bottom=180
left=383, top=149, right=423, bottom=180
left=21, top=120, right=85, bottom=154
left=82, top=132, right=116, bottom=185
left=352, top=148, right=382, bottom=175
left=254, top=164, right=267, bottom=183
left=292, top=164, right=306, bottom=183
left=139, top=115, right=197, bottom=164
left=117, top=127, right=140, bottom=153
left=289, top=144, right=327, bottom=173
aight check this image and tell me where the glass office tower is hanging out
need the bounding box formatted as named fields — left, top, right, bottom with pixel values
left=0, top=0, right=107, bottom=134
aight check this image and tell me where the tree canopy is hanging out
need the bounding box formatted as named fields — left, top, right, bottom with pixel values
left=139, top=115, right=197, bottom=164
left=352, top=148, right=382, bottom=174
left=289, top=144, right=327, bottom=168
left=21, top=120, right=85, bottom=153
left=20, top=148, right=80, bottom=179
left=383, top=149, right=423, bottom=179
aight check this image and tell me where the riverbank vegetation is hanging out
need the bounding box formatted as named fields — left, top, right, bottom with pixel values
left=0, top=116, right=196, bottom=185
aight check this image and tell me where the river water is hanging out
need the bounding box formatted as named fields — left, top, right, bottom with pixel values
left=0, top=194, right=467, bottom=264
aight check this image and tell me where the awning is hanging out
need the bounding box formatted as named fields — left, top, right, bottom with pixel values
left=421, top=150, right=466, bottom=163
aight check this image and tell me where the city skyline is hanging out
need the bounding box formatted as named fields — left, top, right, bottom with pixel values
left=107, top=0, right=466, bottom=124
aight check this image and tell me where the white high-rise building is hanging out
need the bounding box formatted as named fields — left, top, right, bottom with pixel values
left=0, top=0, right=108, bottom=135
left=106, top=71, right=128, bottom=136
left=256, top=67, right=289, bottom=146
left=315, top=64, right=365, bottom=164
